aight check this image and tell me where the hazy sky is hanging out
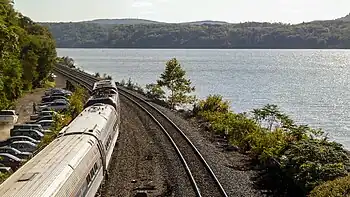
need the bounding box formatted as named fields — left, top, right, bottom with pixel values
left=13, top=0, right=350, bottom=24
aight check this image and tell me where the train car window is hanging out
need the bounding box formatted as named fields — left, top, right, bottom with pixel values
left=86, top=175, right=91, bottom=184
left=85, top=162, right=99, bottom=187
left=89, top=170, right=93, bottom=179
left=94, top=163, right=98, bottom=172
left=105, top=135, right=112, bottom=149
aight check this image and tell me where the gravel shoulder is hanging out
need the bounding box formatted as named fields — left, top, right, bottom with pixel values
left=121, top=87, right=266, bottom=197
left=154, top=105, right=265, bottom=197
left=99, top=96, right=196, bottom=197
left=0, top=73, right=66, bottom=141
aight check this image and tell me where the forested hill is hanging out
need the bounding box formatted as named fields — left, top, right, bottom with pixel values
left=338, top=14, right=350, bottom=22
left=0, top=0, right=56, bottom=109
left=42, top=20, right=350, bottom=49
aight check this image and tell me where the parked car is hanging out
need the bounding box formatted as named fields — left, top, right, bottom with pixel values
left=30, top=111, right=57, bottom=120
left=0, top=136, right=40, bottom=147
left=26, top=115, right=53, bottom=124
left=37, top=100, right=68, bottom=109
left=36, top=120, right=54, bottom=130
left=50, top=92, right=71, bottom=98
left=10, top=124, right=48, bottom=134
left=44, top=88, right=70, bottom=96
left=38, top=99, right=69, bottom=108
left=10, top=141, right=37, bottom=153
left=0, top=153, right=24, bottom=170
left=0, top=166, right=13, bottom=174
left=10, top=129, right=44, bottom=141
left=0, top=110, right=18, bottom=124
left=38, top=101, right=69, bottom=112
left=0, top=147, right=32, bottom=159
left=7, top=136, right=40, bottom=144
left=41, top=95, right=69, bottom=103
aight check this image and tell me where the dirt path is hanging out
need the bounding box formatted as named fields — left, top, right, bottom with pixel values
left=0, top=73, right=66, bottom=141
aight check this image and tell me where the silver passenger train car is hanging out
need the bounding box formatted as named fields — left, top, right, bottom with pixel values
left=0, top=81, right=120, bottom=197
left=87, top=80, right=119, bottom=111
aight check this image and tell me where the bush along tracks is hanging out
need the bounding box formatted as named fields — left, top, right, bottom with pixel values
left=37, top=85, right=87, bottom=150
left=116, top=58, right=350, bottom=196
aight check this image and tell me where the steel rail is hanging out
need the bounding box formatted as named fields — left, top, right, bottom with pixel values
left=119, top=91, right=202, bottom=196
left=54, top=65, right=228, bottom=197
left=118, top=88, right=228, bottom=197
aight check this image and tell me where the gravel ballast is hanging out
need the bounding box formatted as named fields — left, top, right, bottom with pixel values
left=99, top=96, right=196, bottom=197
left=154, top=104, right=265, bottom=197
left=120, top=87, right=266, bottom=197
left=59, top=67, right=266, bottom=196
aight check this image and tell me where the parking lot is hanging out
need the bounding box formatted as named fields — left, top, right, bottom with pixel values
left=0, top=73, right=70, bottom=173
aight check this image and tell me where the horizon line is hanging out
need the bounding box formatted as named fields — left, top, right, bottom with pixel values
left=37, top=17, right=341, bottom=25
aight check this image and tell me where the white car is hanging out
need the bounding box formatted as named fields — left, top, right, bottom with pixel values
left=0, top=110, right=18, bottom=124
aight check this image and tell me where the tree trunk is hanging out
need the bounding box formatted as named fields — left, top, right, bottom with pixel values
left=171, top=89, right=174, bottom=109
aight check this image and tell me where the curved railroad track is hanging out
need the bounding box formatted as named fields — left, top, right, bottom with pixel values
left=54, top=65, right=229, bottom=197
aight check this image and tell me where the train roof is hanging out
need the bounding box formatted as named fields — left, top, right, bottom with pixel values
left=60, top=103, right=116, bottom=137
left=92, top=80, right=116, bottom=91
left=0, top=104, right=117, bottom=196
left=0, top=134, right=97, bottom=196
left=85, top=97, right=118, bottom=109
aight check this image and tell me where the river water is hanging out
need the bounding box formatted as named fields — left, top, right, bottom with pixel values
left=57, top=48, right=350, bottom=148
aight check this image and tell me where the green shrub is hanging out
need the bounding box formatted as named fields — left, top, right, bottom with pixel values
left=309, top=175, right=350, bottom=197
left=246, top=128, right=288, bottom=162
left=67, top=86, right=87, bottom=117
left=145, top=83, right=165, bottom=100
left=0, top=172, right=11, bottom=184
left=281, top=139, right=350, bottom=193
left=194, top=96, right=350, bottom=195
left=38, top=113, right=68, bottom=149
left=194, top=94, right=230, bottom=115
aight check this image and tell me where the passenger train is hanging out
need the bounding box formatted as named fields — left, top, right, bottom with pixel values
left=0, top=80, right=120, bottom=197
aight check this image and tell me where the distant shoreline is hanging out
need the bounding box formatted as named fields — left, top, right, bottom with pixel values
left=56, top=47, right=350, bottom=50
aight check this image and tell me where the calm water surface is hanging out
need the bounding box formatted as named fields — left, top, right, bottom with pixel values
left=57, top=48, right=350, bottom=148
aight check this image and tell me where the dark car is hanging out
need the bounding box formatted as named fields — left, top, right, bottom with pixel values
left=44, top=88, right=71, bottom=96
left=50, top=92, right=71, bottom=98
left=6, top=136, right=40, bottom=144
left=0, top=136, right=40, bottom=147
left=0, top=153, right=24, bottom=170
left=26, top=115, right=53, bottom=124
left=0, top=166, right=13, bottom=174
left=0, top=147, right=32, bottom=159
left=38, top=101, right=69, bottom=113
left=41, top=95, right=69, bottom=103
left=10, top=141, right=37, bottom=153
left=10, top=124, right=47, bottom=134
left=11, top=124, right=44, bottom=133
left=44, top=88, right=63, bottom=96
left=10, top=129, right=44, bottom=141
left=30, top=111, right=57, bottom=121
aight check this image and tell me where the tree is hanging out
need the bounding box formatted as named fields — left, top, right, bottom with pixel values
left=157, top=58, right=195, bottom=109
left=57, top=56, right=75, bottom=68
left=145, top=83, right=165, bottom=100
left=0, top=0, right=57, bottom=109
left=42, top=20, right=350, bottom=49
left=252, top=104, right=295, bottom=131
